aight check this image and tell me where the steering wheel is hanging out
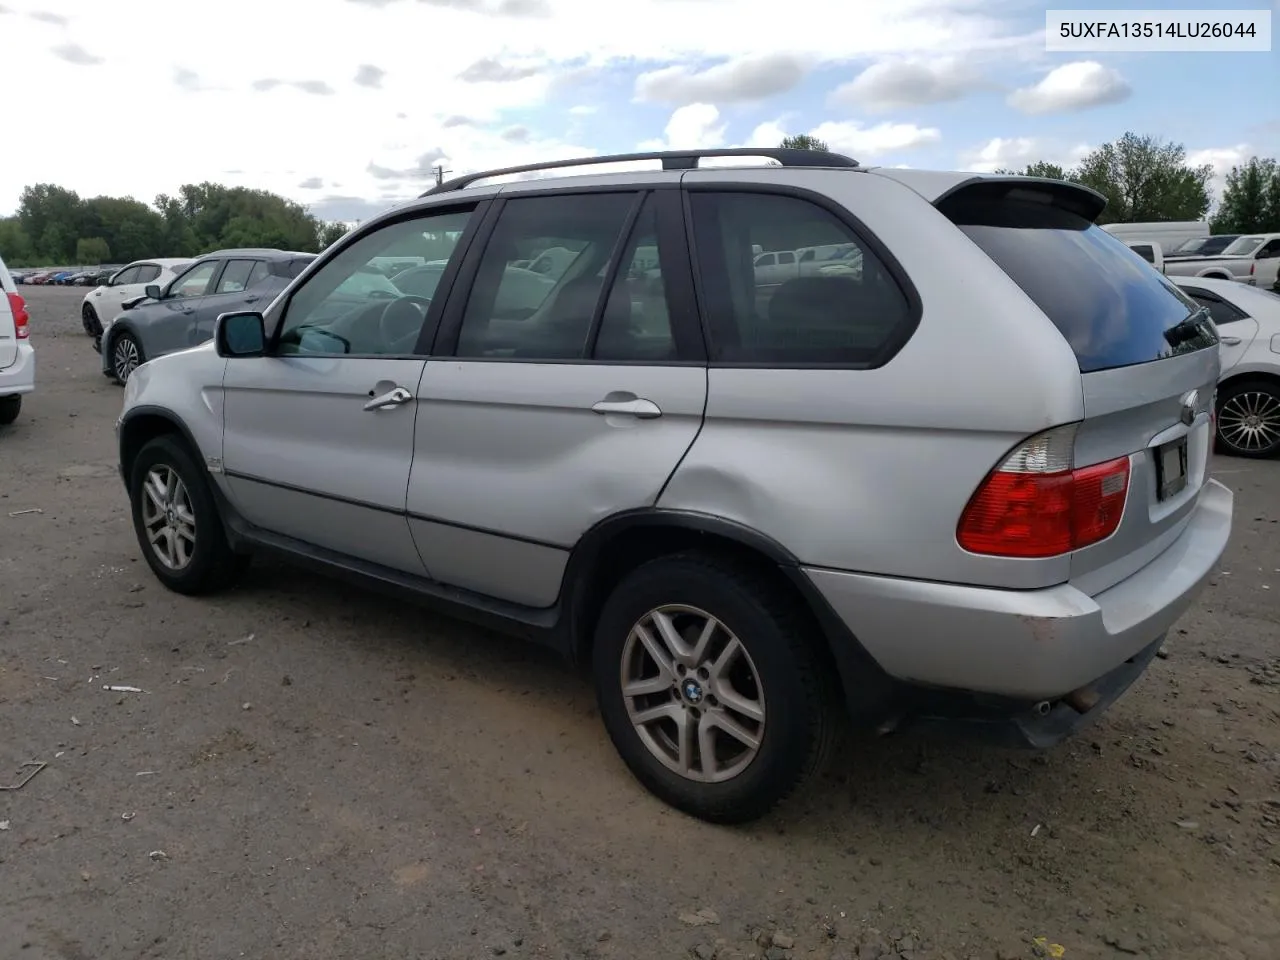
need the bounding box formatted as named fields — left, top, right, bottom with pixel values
left=377, top=295, right=433, bottom=353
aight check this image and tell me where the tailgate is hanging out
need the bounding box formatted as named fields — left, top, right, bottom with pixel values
left=937, top=177, right=1221, bottom=595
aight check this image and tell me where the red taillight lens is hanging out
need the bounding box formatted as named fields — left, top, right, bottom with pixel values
left=957, top=427, right=1130, bottom=558
left=7, top=292, right=29, bottom=339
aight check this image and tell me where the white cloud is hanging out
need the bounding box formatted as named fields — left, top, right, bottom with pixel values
left=828, top=58, right=986, bottom=112
left=635, top=54, right=807, bottom=104
left=639, top=104, right=727, bottom=150
left=958, top=137, right=1092, bottom=173
left=1188, top=144, right=1252, bottom=207
left=809, top=120, right=941, bottom=157
left=1007, top=61, right=1130, bottom=115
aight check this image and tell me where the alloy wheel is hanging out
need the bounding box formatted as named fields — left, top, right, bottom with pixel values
left=113, top=336, right=140, bottom=382
left=139, top=465, right=197, bottom=571
left=620, top=604, right=766, bottom=783
left=1218, top=390, right=1280, bottom=455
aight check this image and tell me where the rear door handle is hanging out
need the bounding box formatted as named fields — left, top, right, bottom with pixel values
left=1220, top=336, right=1242, bottom=346
left=364, top=386, right=413, bottom=411
left=591, top=397, right=662, bottom=419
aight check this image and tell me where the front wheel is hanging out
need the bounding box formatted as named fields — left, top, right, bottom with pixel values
left=82, top=303, right=101, bottom=336
left=109, top=330, right=144, bottom=384
left=1216, top=379, right=1280, bottom=458
left=128, top=435, right=249, bottom=594
left=592, top=552, right=837, bottom=824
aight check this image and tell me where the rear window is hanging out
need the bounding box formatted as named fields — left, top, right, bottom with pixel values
left=940, top=189, right=1215, bottom=373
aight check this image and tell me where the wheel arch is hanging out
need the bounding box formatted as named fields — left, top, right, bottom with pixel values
left=559, top=509, right=898, bottom=721
left=117, top=406, right=204, bottom=492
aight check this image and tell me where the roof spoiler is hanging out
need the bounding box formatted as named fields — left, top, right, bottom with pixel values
left=934, top=176, right=1108, bottom=224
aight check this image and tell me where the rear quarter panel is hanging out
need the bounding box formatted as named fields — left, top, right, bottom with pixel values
left=660, top=169, right=1087, bottom=589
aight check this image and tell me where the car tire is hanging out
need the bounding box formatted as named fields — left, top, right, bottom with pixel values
left=128, top=435, right=250, bottom=595
left=109, top=330, right=144, bottom=385
left=0, top=395, right=20, bottom=426
left=1215, top=378, right=1280, bottom=459
left=82, top=303, right=101, bottom=337
left=592, top=551, right=838, bottom=824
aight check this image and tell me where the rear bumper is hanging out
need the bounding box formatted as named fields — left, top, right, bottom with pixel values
left=805, top=478, right=1233, bottom=705
left=0, top=342, right=35, bottom=396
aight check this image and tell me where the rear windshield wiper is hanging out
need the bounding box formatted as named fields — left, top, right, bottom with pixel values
left=1164, top=305, right=1213, bottom=349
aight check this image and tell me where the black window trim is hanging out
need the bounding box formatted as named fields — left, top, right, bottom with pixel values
left=259, top=197, right=492, bottom=360
left=430, top=185, right=707, bottom=366
left=679, top=182, right=924, bottom=370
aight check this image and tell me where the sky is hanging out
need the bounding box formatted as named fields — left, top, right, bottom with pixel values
left=0, top=0, right=1276, bottom=223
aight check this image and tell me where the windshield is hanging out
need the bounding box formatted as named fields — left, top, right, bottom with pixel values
left=1222, top=236, right=1266, bottom=256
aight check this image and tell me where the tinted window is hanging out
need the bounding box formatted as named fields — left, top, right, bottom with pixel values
left=941, top=192, right=1214, bottom=373
left=1131, top=244, right=1156, bottom=263
left=594, top=196, right=676, bottom=362
left=689, top=191, right=912, bottom=365
left=247, top=260, right=271, bottom=287
left=455, top=193, right=637, bottom=360
left=1257, top=239, right=1280, bottom=259
left=168, top=260, right=219, bottom=298
left=277, top=207, right=473, bottom=357
left=1183, top=289, right=1246, bottom=325
left=215, top=259, right=257, bottom=294
left=135, top=264, right=161, bottom=283
left=1198, top=235, right=1238, bottom=255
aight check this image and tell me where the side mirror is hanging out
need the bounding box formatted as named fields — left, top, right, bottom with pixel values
left=144, top=284, right=162, bottom=301
left=215, top=311, right=266, bottom=358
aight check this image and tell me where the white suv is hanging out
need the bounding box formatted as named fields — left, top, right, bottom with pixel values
left=0, top=253, right=34, bottom=425
left=81, top=258, right=191, bottom=342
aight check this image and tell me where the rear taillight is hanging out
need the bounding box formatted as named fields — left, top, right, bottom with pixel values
left=957, top=425, right=1130, bottom=558
left=7, top=292, right=29, bottom=339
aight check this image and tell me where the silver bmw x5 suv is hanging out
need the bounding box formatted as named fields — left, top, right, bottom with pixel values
left=115, top=148, right=1234, bottom=824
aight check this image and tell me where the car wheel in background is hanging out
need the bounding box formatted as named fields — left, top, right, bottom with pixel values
left=109, top=331, right=144, bottom=384
left=82, top=303, right=101, bottom=336
left=0, top=396, right=21, bottom=426
left=591, top=551, right=839, bottom=824
left=1215, top=378, right=1280, bottom=459
left=128, top=435, right=249, bottom=594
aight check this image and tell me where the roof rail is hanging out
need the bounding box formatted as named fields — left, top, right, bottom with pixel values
left=419, top=147, right=859, bottom=197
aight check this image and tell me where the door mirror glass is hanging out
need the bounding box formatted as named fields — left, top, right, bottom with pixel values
left=144, top=284, right=162, bottom=301
left=215, top=311, right=266, bottom=358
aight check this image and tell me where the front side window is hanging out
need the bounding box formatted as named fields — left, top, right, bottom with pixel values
left=112, top=266, right=141, bottom=286
left=168, top=260, right=219, bottom=298
left=454, top=192, right=638, bottom=360
left=689, top=191, right=913, bottom=365
left=276, top=207, right=473, bottom=357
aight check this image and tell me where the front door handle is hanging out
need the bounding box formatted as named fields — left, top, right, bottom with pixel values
left=244, top=295, right=260, bottom=304
left=363, top=386, right=413, bottom=411
left=1220, top=336, right=1242, bottom=346
left=591, top=397, right=662, bottom=419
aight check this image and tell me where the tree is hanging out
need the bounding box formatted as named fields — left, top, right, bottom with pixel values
left=779, top=134, right=830, bottom=152
left=1071, top=132, right=1211, bottom=224
left=1211, top=157, right=1280, bottom=234
left=993, top=162, right=1068, bottom=179
left=0, top=217, right=35, bottom=265
left=75, top=237, right=111, bottom=264
left=317, top=221, right=349, bottom=248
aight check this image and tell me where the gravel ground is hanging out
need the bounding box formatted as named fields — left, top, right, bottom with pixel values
left=2, top=283, right=1278, bottom=960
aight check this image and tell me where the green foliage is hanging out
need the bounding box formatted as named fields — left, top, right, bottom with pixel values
left=317, top=221, right=349, bottom=249
left=75, top=237, right=111, bottom=264
left=1210, top=157, right=1280, bottom=233
left=3, top=180, right=347, bottom=266
left=779, top=134, right=831, bottom=152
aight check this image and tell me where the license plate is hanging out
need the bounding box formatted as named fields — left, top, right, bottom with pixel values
left=1156, top=436, right=1188, bottom=501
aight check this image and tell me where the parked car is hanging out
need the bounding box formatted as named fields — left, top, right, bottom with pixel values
left=114, top=148, right=1233, bottom=824
left=1170, top=275, right=1280, bottom=458
left=0, top=253, right=34, bottom=425
left=100, top=248, right=314, bottom=383
left=81, top=259, right=192, bottom=339
left=1167, top=235, right=1240, bottom=259
left=1162, top=232, right=1280, bottom=285
left=1102, top=220, right=1209, bottom=254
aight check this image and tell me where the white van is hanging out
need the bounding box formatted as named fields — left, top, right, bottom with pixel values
left=1102, top=221, right=1208, bottom=255
left=0, top=253, right=35, bottom=425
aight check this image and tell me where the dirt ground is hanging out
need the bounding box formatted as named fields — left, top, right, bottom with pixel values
left=1, top=283, right=1278, bottom=960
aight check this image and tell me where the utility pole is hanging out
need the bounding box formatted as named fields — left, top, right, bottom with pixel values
left=432, top=164, right=452, bottom=185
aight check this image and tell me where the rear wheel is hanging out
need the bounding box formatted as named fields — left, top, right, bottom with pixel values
left=0, top=396, right=20, bottom=426
left=128, top=435, right=249, bottom=594
left=592, top=552, right=837, bottom=824
left=109, top=330, right=143, bottom=384
left=82, top=303, right=101, bottom=336
left=1215, top=379, right=1280, bottom=459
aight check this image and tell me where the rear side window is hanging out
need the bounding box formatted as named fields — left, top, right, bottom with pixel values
left=135, top=264, right=161, bottom=283
left=940, top=188, right=1214, bottom=373
left=688, top=191, right=913, bottom=365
